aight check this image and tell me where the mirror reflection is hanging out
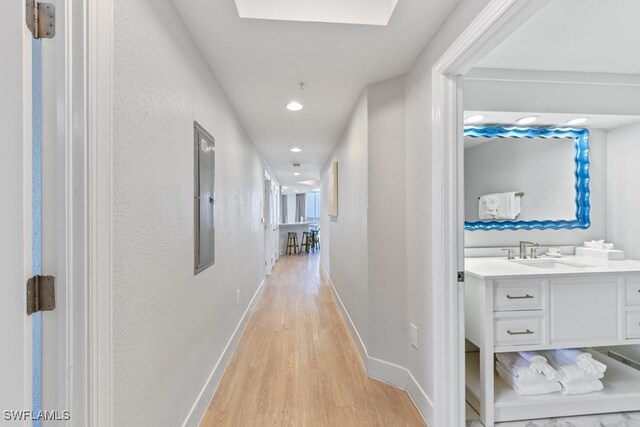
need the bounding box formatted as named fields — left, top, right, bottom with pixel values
left=464, top=136, right=576, bottom=223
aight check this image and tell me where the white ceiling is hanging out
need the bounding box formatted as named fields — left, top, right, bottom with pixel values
left=476, top=0, right=640, bottom=74
left=170, top=0, right=458, bottom=187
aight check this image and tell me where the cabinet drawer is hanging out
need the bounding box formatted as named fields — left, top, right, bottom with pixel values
left=494, top=281, right=543, bottom=311
left=626, top=278, right=640, bottom=306
left=494, top=313, right=543, bottom=347
left=627, top=311, right=640, bottom=339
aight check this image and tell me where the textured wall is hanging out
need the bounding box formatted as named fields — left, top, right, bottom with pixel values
left=607, top=122, right=640, bottom=259
left=321, top=92, right=370, bottom=348
left=404, top=0, right=492, bottom=403
left=113, top=0, right=266, bottom=425
left=367, top=76, right=408, bottom=366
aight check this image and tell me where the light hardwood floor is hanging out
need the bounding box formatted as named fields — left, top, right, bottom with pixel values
left=201, top=253, right=426, bottom=427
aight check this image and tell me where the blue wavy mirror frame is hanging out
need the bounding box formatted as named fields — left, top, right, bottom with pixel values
left=464, top=126, right=591, bottom=231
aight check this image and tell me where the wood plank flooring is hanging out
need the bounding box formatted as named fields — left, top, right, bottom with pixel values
left=201, top=253, right=425, bottom=427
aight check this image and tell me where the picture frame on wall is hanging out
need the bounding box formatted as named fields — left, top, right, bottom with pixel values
left=328, top=161, right=338, bottom=217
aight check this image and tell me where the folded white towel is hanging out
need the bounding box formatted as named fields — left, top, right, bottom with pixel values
left=543, top=350, right=604, bottom=382
left=478, top=192, right=522, bottom=220
left=479, top=194, right=499, bottom=219
left=495, top=362, right=551, bottom=385
left=560, top=379, right=604, bottom=395
left=495, top=353, right=542, bottom=382
left=584, top=240, right=615, bottom=250
left=554, top=349, right=607, bottom=377
left=518, top=351, right=559, bottom=380
left=494, top=192, right=521, bottom=220
left=496, top=363, right=561, bottom=395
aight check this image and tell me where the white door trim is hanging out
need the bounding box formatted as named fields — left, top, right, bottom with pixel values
left=86, top=0, right=114, bottom=425
left=430, top=1, right=549, bottom=425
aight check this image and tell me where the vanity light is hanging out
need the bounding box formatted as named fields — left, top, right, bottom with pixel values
left=515, top=116, right=539, bottom=125
left=294, top=172, right=300, bottom=176
left=566, top=117, right=588, bottom=126
left=464, top=114, right=485, bottom=124
left=286, top=101, right=303, bottom=111
left=290, top=147, right=302, bottom=153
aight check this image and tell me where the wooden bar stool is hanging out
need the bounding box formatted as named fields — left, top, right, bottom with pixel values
left=286, top=232, right=299, bottom=255
left=300, top=231, right=312, bottom=253
left=310, top=230, right=320, bottom=251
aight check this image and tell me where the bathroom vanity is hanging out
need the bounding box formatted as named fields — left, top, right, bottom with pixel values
left=465, top=256, right=640, bottom=426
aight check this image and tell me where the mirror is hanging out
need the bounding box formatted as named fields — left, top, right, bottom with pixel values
left=464, top=126, right=590, bottom=231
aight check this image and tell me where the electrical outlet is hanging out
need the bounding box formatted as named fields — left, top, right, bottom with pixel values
left=236, top=289, right=240, bottom=306
left=410, top=323, right=418, bottom=349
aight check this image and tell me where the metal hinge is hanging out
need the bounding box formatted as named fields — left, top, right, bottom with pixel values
left=26, top=275, right=56, bottom=315
left=26, top=0, right=56, bottom=39
left=457, top=271, right=465, bottom=283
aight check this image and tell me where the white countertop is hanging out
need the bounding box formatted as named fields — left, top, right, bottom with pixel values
left=279, top=222, right=316, bottom=227
left=465, top=255, right=640, bottom=279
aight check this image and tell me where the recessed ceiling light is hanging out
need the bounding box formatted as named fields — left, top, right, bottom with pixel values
left=286, top=101, right=303, bottom=111
left=566, top=117, right=588, bottom=126
left=290, top=147, right=302, bottom=153
left=465, top=114, right=485, bottom=124
left=282, top=186, right=288, bottom=190
left=515, top=116, right=539, bottom=125
left=294, top=172, right=300, bottom=176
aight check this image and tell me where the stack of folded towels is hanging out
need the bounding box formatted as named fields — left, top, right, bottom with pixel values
left=495, top=349, right=607, bottom=396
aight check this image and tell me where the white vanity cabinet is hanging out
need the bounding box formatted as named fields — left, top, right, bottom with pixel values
left=465, top=257, right=640, bottom=426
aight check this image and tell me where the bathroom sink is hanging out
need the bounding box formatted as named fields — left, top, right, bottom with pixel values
left=509, top=259, right=594, bottom=270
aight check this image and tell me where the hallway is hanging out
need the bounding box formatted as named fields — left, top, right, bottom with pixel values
left=200, top=254, right=425, bottom=426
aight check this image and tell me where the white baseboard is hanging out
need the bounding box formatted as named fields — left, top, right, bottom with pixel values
left=181, top=277, right=267, bottom=427
left=319, top=262, right=368, bottom=366
left=319, top=262, right=433, bottom=426
left=406, top=370, right=434, bottom=427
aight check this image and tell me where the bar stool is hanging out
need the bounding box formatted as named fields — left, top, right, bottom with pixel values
left=310, top=229, right=320, bottom=251
left=286, top=232, right=299, bottom=255
left=300, top=231, right=312, bottom=253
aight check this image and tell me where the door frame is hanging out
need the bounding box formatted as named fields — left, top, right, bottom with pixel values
left=84, top=0, right=114, bottom=425
left=38, top=0, right=114, bottom=425
left=430, top=1, right=549, bottom=425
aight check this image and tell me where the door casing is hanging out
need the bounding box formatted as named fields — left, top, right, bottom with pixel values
left=429, top=1, right=549, bottom=425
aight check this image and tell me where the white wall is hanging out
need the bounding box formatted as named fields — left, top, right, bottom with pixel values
left=320, top=92, right=370, bottom=348
left=608, top=121, right=640, bottom=259
left=404, top=0, right=492, bottom=411
left=464, top=129, right=608, bottom=248
left=320, top=74, right=408, bottom=384
left=0, top=0, right=30, bottom=412
left=113, top=0, right=269, bottom=425
left=285, top=193, right=296, bottom=223
left=367, top=76, right=408, bottom=366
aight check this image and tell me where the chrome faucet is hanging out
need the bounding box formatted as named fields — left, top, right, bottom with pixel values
left=519, top=241, right=539, bottom=259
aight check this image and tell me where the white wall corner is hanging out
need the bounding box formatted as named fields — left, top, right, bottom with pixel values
left=182, top=277, right=267, bottom=427
left=319, top=263, right=432, bottom=426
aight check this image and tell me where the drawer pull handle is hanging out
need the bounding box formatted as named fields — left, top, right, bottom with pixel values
left=506, top=294, right=534, bottom=300
left=507, top=329, right=534, bottom=335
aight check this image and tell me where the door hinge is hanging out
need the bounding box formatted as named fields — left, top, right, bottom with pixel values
left=457, top=271, right=465, bottom=283
left=26, top=0, right=56, bottom=39
left=26, top=275, right=56, bottom=315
